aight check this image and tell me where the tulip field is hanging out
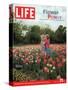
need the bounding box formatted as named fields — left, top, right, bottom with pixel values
left=10, top=44, right=66, bottom=81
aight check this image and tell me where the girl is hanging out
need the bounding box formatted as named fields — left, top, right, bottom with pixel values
left=44, top=34, right=57, bottom=58
left=40, top=35, right=45, bottom=55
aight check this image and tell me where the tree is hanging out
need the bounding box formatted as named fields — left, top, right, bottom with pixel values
left=29, top=32, right=41, bottom=44
left=55, top=25, right=66, bottom=43
left=13, top=22, right=23, bottom=44
left=22, top=25, right=27, bottom=30
left=25, top=31, right=41, bottom=44
left=24, top=25, right=41, bottom=44
left=31, top=25, right=40, bottom=33
left=30, top=25, right=41, bottom=44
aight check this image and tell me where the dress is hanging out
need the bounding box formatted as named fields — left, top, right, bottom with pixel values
left=45, top=48, right=57, bottom=57
left=44, top=39, right=57, bottom=57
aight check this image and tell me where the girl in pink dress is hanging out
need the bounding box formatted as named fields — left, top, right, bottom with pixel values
left=44, top=34, right=57, bottom=57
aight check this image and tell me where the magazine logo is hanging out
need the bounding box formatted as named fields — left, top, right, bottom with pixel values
left=15, top=6, right=35, bottom=19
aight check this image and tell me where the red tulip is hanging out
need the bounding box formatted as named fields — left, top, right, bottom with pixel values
left=62, top=58, right=65, bottom=63
left=56, top=57, right=60, bottom=63
left=23, top=58, right=29, bottom=63
left=44, top=59, right=47, bottom=64
left=51, top=60, right=56, bottom=66
left=57, top=63, right=62, bottom=67
left=37, top=59, right=41, bottom=64
left=48, top=57, right=53, bottom=62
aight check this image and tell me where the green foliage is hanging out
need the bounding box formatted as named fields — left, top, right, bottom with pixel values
left=10, top=21, right=66, bottom=45
left=13, top=22, right=22, bottom=44
left=60, top=63, right=66, bottom=79
left=31, top=25, right=40, bottom=33
left=23, top=25, right=41, bottom=44
left=41, top=25, right=66, bottom=44
left=22, top=25, right=28, bottom=30
left=55, top=25, right=66, bottom=43
left=29, top=32, right=41, bottom=44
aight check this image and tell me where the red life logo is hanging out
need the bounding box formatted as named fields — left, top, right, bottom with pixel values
left=15, top=6, right=35, bottom=19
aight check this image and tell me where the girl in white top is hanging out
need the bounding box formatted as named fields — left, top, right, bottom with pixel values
left=40, top=35, right=45, bottom=55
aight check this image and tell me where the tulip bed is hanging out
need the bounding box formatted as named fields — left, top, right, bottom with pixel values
left=10, top=44, right=66, bottom=81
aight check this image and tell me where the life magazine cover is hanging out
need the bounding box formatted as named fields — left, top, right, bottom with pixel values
left=9, top=4, right=66, bottom=86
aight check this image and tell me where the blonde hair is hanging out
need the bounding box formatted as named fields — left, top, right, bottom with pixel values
left=41, top=34, right=45, bottom=41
